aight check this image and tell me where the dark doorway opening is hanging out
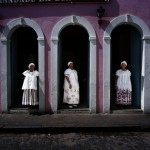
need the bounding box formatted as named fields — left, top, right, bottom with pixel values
left=58, top=25, right=89, bottom=109
left=111, top=25, right=141, bottom=110
left=10, top=27, right=38, bottom=108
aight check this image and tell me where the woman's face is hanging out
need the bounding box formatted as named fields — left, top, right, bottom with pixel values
left=69, top=63, right=74, bottom=69
left=29, top=65, right=35, bottom=71
left=121, top=63, right=127, bottom=69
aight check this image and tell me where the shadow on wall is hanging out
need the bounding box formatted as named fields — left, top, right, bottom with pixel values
left=44, top=35, right=52, bottom=113
left=0, top=24, right=4, bottom=30
left=95, top=0, right=119, bottom=112
left=0, top=0, right=119, bottom=19
left=103, top=0, right=119, bottom=17
left=100, top=0, right=119, bottom=30
left=0, top=24, right=6, bottom=37
left=96, top=36, right=102, bottom=112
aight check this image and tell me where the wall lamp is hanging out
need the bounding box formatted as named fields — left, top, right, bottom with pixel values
left=97, top=6, right=105, bottom=26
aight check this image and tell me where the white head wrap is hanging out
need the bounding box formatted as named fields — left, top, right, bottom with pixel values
left=28, top=63, right=35, bottom=68
left=121, top=61, right=127, bottom=66
left=68, top=61, right=73, bottom=67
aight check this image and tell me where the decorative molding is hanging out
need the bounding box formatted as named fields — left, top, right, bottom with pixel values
left=104, top=14, right=150, bottom=39
left=142, top=35, right=150, bottom=40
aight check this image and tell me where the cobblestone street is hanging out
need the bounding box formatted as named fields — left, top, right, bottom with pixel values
left=0, top=132, right=150, bottom=150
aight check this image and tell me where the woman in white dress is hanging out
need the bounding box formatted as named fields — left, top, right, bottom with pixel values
left=22, top=63, right=39, bottom=106
left=63, top=61, right=80, bottom=108
left=115, top=61, right=132, bottom=105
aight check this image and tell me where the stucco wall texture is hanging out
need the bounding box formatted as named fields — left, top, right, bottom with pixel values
left=0, top=0, right=150, bottom=113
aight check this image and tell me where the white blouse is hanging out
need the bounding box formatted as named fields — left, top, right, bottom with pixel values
left=22, top=70, right=39, bottom=90
left=116, top=69, right=132, bottom=91
left=64, top=68, right=79, bottom=90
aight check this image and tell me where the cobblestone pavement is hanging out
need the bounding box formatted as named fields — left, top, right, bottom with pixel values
left=0, top=132, right=150, bottom=150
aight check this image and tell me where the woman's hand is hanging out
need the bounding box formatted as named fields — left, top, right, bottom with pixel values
left=115, top=85, right=118, bottom=91
left=115, top=76, right=119, bottom=91
left=66, top=76, right=72, bottom=89
left=69, top=84, right=72, bottom=89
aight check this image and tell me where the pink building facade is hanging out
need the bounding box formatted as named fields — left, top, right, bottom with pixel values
left=1, top=0, right=150, bottom=114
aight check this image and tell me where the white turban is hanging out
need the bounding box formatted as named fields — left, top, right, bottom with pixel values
left=28, top=63, right=35, bottom=68
left=121, top=61, right=127, bottom=66
left=68, top=61, right=73, bottom=67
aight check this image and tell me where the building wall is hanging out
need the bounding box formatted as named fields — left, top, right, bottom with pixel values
left=0, top=0, right=150, bottom=113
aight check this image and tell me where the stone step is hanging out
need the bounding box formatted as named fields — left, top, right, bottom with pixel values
left=57, top=108, right=91, bottom=114
left=9, top=108, right=39, bottom=114
left=9, top=108, right=28, bottom=113
left=111, top=109, right=143, bottom=114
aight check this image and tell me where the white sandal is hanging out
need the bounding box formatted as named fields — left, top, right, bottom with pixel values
left=68, top=105, right=73, bottom=109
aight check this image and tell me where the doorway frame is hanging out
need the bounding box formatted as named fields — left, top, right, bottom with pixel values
left=1, top=18, right=45, bottom=113
left=103, top=14, right=150, bottom=113
left=51, top=16, right=96, bottom=113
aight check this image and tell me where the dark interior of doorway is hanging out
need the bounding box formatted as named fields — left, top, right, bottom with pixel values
left=10, top=27, right=38, bottom=108
left=111, top=25, right=141, bottom=110
left=58, top=25, right=89, bottom=109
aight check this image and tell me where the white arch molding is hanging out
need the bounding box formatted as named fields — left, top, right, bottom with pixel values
left=51, top=16, right=97, bottom=113
left=103, top=14, right=150, bottom=113
left=1, top=18, right=45, bottom=113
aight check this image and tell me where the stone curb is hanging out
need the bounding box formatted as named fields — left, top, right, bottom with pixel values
left=0, top=126, right=150, bottom=133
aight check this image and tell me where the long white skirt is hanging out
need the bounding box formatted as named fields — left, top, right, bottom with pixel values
left=22, top=89, right=38, bottom=106
left=63, top=88, right=79, bottom=105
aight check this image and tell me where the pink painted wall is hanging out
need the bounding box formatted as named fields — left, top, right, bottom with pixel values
left=0, top=0, right=150, bottom=113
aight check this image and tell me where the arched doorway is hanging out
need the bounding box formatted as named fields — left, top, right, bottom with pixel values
left=58, top=25, right=89, bottom=109
left=51, top=16, right=96, bottom=113
left=10, top=27, right=38, bottom=108
left=1, top=18, right=45, bottom=113
left=111, top=25, right=141, bottom=110
left=103, top=14, right=150, bottom=113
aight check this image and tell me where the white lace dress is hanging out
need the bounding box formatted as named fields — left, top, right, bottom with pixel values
left=116, top=69, right=132, bottom=105
left=63, top=68, right=80, bottom=105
